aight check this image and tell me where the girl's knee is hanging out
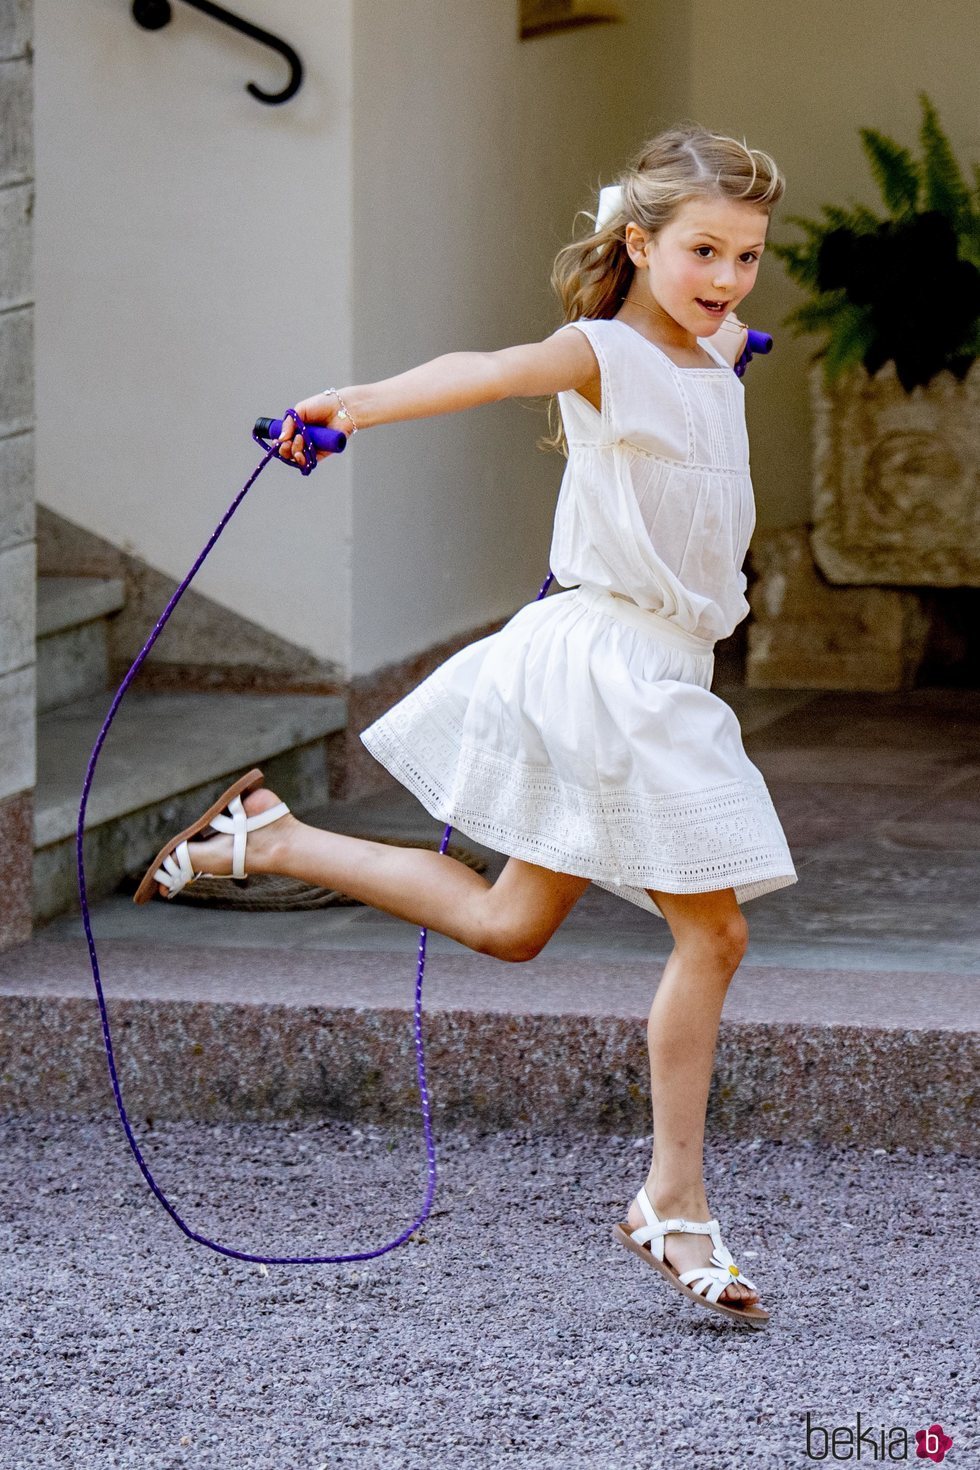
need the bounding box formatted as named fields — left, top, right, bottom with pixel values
left=473, top=912, right=547, bottom=963
left=650, top=887, right=749, bottom=968
left=672, top=909, right=748, bottom=970
left=724, top=910, right=750, bottom=963
left=698, top=911, right=749, bottom=969
left=482, top=929, right=546, bottom=964
left=473, top=863, right=587, bottom=962
left=501, top=937, right=545, bottom=964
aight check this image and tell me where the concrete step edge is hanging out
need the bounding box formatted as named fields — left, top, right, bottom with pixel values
left=34, top=691, right=348, bottom=847
left=36, top=576, right=126, bottom=638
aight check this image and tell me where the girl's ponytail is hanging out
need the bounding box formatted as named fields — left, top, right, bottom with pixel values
left=550, top=217, right=634, bottom=324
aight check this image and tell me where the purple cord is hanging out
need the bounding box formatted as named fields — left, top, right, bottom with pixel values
left=76, top=411, right=552, bottom=1265
left=78, top=324, right=755, bottom=1264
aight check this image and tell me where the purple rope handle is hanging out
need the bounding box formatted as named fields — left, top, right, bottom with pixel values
left=76, top=410, right=552, bottom=1265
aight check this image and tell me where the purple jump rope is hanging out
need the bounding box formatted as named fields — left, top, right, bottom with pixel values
left=77, top=330, right=771, bottom=1267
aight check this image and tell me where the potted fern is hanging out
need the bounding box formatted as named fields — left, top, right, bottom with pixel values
left=768, top=93, right=980, bottom=587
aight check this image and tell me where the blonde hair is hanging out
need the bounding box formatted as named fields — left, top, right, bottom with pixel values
left=543, top=122, right=785, bottom=452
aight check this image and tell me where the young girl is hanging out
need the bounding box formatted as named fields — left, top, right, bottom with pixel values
left=138, top=124, right=798, bottom=1328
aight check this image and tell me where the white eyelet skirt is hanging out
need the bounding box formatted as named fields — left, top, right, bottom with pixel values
left=359, top=584, right=798, bottom=919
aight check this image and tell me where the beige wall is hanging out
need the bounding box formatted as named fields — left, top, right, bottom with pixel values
left=349, top=0, right=670, bottom=674
left=686, top=0, right=980, bottom=529
left=346, top=0, right=980, bottom=669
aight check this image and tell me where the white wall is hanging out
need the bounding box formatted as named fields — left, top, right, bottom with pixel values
left=348, top=0, right=669, bottom=675
left=35, top=0, right=355, bottom=664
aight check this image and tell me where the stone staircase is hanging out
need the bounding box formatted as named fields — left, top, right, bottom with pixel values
left=34, top=575, right=347, bottom=922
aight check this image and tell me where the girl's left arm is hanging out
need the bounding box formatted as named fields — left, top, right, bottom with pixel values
left=712, top=312, right=749, bottom=369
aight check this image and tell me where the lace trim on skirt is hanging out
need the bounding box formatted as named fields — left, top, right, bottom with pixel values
left=359, top=677, right=798, bottom=905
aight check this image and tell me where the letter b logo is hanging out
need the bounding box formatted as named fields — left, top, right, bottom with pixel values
left=805, top=1413, right=828, bottom=1459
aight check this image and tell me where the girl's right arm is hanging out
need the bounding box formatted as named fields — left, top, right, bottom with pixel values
left=278, top=327, right=600, bottom=466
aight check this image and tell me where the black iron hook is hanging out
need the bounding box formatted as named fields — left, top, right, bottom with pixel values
left=131, top=0, right=303, bottom=105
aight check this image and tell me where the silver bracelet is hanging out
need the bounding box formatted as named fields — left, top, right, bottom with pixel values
left=321, top=387, right=359, bottom=435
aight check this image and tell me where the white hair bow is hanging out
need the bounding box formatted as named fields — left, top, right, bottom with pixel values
left=594, top=183, right=625, bottom=231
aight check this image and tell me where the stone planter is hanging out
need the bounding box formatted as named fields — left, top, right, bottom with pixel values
left=808, top=357, right=980, bottom=587
left=745, top=357, right=979, bottom=692
left=745, top=526, right=930, bottom=691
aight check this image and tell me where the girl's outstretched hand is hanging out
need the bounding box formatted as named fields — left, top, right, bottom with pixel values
left=277, top=392, right=348, bottom=468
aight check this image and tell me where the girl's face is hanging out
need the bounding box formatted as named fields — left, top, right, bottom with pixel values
left=632, top=196, right=769, bottom=339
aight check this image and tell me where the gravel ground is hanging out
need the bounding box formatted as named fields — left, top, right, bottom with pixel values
left=1, top=1113, right=975, bottom=1469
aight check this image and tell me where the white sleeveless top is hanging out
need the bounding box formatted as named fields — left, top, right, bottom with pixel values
left=549, top=316, right=755, bottom=643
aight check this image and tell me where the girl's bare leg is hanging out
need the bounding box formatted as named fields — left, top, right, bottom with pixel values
left=158, top=786, right=590, bottom=962
left=627, top=886, right=757, bottom=1305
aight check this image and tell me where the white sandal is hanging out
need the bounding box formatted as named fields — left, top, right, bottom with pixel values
left=133, top=768, right=291, bottom=905
left=612, top=1185, right=770, bottom=1329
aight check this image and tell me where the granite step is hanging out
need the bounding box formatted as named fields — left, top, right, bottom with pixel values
left=33, top=689, right=347, bottom=921
left=0, top=936, right=974, bottom=1153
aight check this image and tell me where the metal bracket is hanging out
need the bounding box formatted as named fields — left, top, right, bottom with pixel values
left=131, top=0, right=303, bottom=105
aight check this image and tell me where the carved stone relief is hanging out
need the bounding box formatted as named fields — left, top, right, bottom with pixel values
left=809, top=359, right=980, bottom=586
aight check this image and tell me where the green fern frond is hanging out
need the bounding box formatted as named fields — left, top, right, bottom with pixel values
left=957, top=319, right=980, bottom=357
left=778, top=213, right=830, bottom=244
left=849, top=203, right=885, bottom=234
left=859, top=127, right=920, bottom=214
left=820, top=304, right=875, bottom=384
left=769, top=94, right=978, bottom=388
left=819, top=202, right=882, bottom=235
left=766, top=240, right=821, bottom=289
left=790, top=295, right=851, bottom=331
left=918, top=91, right=973, bottom=230
left=961, top=164, right=980, bottom=267
left=768, top=205, right=882, bottom=290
